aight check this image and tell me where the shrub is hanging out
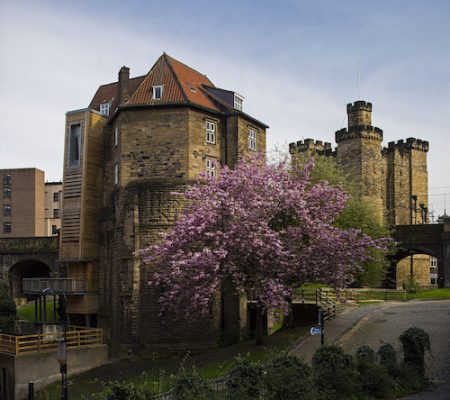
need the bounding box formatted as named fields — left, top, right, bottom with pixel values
left=312, top=345, right=361, bottom=400
left=355, top=345, right=376, bottom=364
left=102, top=381, right=154, bottom=400
left=172, top=369, right=216, bottom=400
left=0, top=283, right=17, bottom=333
left=402, top=275, right=420, bottom=294
left=356, top=346, right=395, bottom=399
left=263, top=354, right=314, bottom=400
left=399, top=327, right=430, bottom=378
left=225, top=356, right=263, bottom=400
left=377, top=343, right=398, bottom=376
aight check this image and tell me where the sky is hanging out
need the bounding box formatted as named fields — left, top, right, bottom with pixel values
left=0, top=0, right=449, bottom=218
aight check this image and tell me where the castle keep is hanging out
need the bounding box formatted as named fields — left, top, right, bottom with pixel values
left=290, top=101, right=430, bottom=285
left=59, top=54, right=267, bottom=345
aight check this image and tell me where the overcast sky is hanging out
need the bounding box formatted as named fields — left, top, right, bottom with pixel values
left=1, top=0, right=449, bottom=218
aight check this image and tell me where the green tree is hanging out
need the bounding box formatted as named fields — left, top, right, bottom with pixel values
left=293, top=153, right=391, bottom=287
left=0, top=283, right=17, bottom=333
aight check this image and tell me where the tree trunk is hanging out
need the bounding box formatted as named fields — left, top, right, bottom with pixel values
left=255, top=303, right=264, bottom=345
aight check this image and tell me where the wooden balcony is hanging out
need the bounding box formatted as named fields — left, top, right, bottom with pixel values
left=22, top=278, right=88, bottom=295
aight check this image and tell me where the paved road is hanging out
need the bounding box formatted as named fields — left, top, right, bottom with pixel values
left=338, top=300, right=450, bottom=383
left=291, top=300, right=450, bottom=399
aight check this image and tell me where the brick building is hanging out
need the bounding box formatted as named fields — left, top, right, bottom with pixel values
left=59, top=54, right=267, bottom=345
left=0, top=168, right=62, bottom=238
left=289, top=101, right=431, bottom=287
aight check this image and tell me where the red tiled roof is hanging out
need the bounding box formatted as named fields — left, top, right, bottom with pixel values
left=126, top=54, right=220, bottom=111
left=89, top=76, right=145, bottom=113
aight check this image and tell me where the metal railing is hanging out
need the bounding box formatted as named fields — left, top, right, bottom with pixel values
left=0, top=326, right=102, bottom=356
left=22, top=278, right=87, bottom=294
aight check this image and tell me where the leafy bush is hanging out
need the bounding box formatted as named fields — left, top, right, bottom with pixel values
left=399, top=327, right=430, bottom=378
left=172, top=369, right=217, bottom=400
left=312, top=345, right=361, bottom=400
left=225, top=357, right=263, bottom=400
left=355, top=345, right=376, bottom=364
left=102, top=381, right=154, bottom=400
left=402, top=275, right=420, bottom=294
left=263, top=354, right=314, bottom=400
left=356, top=346, right=395, bottom=398
left=0, top=283, right=16, bottom=333
left=377, top=343, right=398, bottom=376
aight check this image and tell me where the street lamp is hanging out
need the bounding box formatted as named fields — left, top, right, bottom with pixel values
left=43, top=287, right=68, bottom=400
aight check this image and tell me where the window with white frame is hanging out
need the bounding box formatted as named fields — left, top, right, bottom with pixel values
left=114, top=126, right=119, bottom=147
left=152, top=85, right=163, bottom=100
left=248, top=128, right=257, bottom=151
left=100, top=102, right=110, bottom=116
left=206, top=121, right=216, bottom=144
left=205, top=158, right=216, bottom=178
left=234, top=94, right=243, bottom=111
left=114, top=163, right=119, bottom=185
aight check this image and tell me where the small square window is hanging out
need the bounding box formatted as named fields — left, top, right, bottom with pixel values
left=3, top=222, right=11, bottom=234
left=52, top=225, right=58, bottom=235
left=3, top=174, right=11, bottom=185
left=205, top=158, right=216, bottom=178
left=114, top=126, right=119, bottom=147
left=100, top=102, right=110, bottom=116
left=206, top=121, right=216, bottom=144
left=248, top=129, right=257, bottom=151
left=114, top=163, right=119, bottom=185
left=152, top=85, right=164, bottom=100
left=53, top=209, right=60, bottom=218
left=3, top=204, right=11, bottom=216
left=3, top=187, right=11, bottom=198
left=53, top=192, right=60, bottom=202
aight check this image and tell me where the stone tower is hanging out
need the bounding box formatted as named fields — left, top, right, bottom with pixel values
left=335, top=101, right=385, bottom=223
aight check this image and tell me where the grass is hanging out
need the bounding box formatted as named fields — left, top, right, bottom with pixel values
left=39, top=326, right=309, bottom=399
left=17, top=299, right=59, bottom=322
left=406, top=288, right=450, bottom=300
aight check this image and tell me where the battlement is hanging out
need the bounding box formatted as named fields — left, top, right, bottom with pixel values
left=289, top=139, right=333, bottom=155
left=335, top=126, right=383, bottom=143
left=347, top=101, right=372, bottom=113
left=386, top=137, right=429, bottom=152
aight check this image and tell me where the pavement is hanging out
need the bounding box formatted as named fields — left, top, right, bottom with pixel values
left=290, top=300, right=450, bottom=399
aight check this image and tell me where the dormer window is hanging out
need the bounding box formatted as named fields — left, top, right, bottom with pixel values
left=152, top=85, right=164, bottom=100
left=234, top=94, right=244, bottom=111
left=100, top=102, right=110, bottom=116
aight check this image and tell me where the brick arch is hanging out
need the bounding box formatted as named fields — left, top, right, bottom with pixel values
left=8, top=259, right=52, bottom=299
left=391, top=220, right=450, bottom=288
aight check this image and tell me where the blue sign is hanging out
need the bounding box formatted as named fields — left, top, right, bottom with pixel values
left=310, top=326, right=323, bottom=336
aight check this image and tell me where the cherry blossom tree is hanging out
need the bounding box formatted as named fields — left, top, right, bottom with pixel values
left=139, top=156, right=387, bottom=343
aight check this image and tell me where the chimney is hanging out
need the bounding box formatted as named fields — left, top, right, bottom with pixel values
left=118, top=66, right=130, bottom=106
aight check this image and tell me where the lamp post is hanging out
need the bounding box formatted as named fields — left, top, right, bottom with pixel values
left=43, top=287, right=68, bottom=400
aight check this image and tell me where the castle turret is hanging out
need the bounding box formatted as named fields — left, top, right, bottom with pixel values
left=335, top=101, right=385, bottom=223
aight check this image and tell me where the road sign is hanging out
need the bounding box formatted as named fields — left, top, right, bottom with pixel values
left=310, top=326, right=323, bottom=336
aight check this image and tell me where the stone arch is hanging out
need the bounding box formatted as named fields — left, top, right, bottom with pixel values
left=8, top=259, right=51, bottom=300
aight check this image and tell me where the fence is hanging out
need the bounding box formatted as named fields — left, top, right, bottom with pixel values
left=0, top=325, right=102, bottom=356
left=342, top=288, right=407, bottom=302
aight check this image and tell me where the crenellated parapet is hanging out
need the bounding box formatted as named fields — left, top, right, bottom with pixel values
left=335, top=126, right=383, bottom=143
left=386, top=137, right=429, bottom=153
left=289, top=139, right=334, bottom=156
